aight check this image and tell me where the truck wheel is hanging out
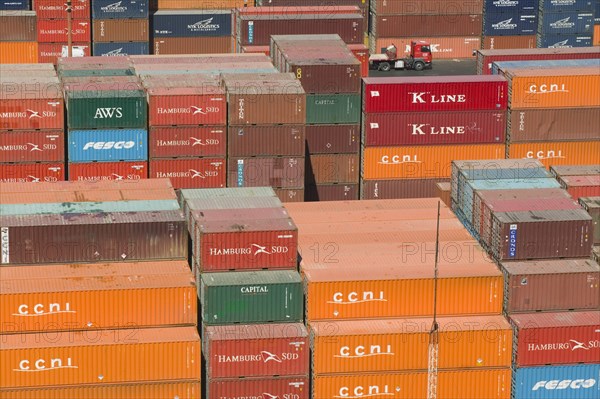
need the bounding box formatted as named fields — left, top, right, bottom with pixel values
left=414, top=62, right=425, bottom=71
left=379, top=62, right=391, bottom=72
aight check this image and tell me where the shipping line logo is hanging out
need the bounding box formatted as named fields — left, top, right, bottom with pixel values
left=13, top=302, right=75, bottom=317
left=14, top=357, right=78, bottom=372
left=328, top=291, right=387, bottom=305
left=101, top=1, right=128, bottom=12
left=549, top=17, right=576, bottom=30
left=527, top=339, right=600, bottom=352
left=156, top=106, right=220, bottom=115
left=335, top=344, right=394, bottom=359
left=492, top=18, right=518, bottom=30
left=155, top=137, right=221, bottom=147
left=532, top=378, right=596, bottom=391
left=335, top=384, right=400, bottom=398
left=525, top=150, right=565, bottom=160
left=492, top=0, right=519, bottom=6
left=406, top=123, right=481, bottom=135
left=102, top=48, right=126, bottom=57
left=549, top=39, right=571, bottom=48
left=188, top=18, right=221, bottom=32
left=94, top=107, right=123, bottom=119
left=378, top=155, right=421, bottom=165
left=209, top=243, right=292, bottom=256
left=0, top=143, right=52, bottom=152
left=527, top=83, right=568, bottom=94
left=217, top=346, right=304, bottom=364
left=83, top=141, right=135, bottom=150
left=0, top=109, right=57, bottom=120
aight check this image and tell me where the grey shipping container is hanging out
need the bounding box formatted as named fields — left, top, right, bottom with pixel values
left=0, top=200, right=180, bottom=216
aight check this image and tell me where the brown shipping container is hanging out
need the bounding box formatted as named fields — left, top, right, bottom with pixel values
left=280, top=57, right=361, bottom=94
left=149, top=158, right=226, bottom=189
left=227, top=157, right=305, bottom=189
left=305, top=124, right=360, bottom=154
left=203, top=323, right=309, bottom=378
left=149, top=126, right=226, bottom=158
left=305, top=183, right=359, bottom=202
left=371, top=36, right=481, bottom=60
left=501, top=258, right=600, bottom=313
left=228, top=125, right=305, bottom=157
left=207, top=376, right=309, bottom=399
left=482, top=35, right=537, bottom=50
left=550, top=165, right=600, bottom=177
left=508, top=108, right=600, bottom=142
left=0, top=11, right=36, bottom=41
left=0, top=381, right=202, bottom=399
left=310, top=314, right=511, bottom=374
left=372, top=14, right=482, bottom=37
left=0, top=130, right=64, bottom=163
left=153, top=37, right=232, bottom=55
left=0, top=210, right=187, bottom=265
left=580, top=197, right=600, bottom=244
left=361, top=178, right=450, bottom=200
left=371, top=0, right=483, bottom=15
left=306, top=154, right=359, bottom=184
left=1, top=261, right=197, bottom=334
left=436, top=182, right=452, bottom=208
left=274, top=188, right=305, bottom=203
left=92, top=19, right=149, bottom=43
left=0, top=327, right=201, bottom=388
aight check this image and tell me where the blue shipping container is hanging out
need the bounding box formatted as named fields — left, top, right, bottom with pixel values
left=538, top=0, right=594, bottom=12
left=539, top=12, right=594, bottom=34
left=484, top=12, right=538, bottom=35
left=92, top=0, right=148, bottom=19
left=484, top=0, right=538, bottom=13
left=0, top=0, right=28, bottom=10
left=595, top=0, right=600, bottom=23
left=537, top=33, right=594, bottom=47
left=68, top=129, right=148, bottom=162
left=513, top=364, right=600, bottom=399
left=152, top=10, right=232, bottom=37
left=491, top=58, right=600, bottom=74
left=93, top=42, right=150, bottom=56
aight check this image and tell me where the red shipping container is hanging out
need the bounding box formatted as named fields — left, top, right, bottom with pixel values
left=149, top=126, right=226, bottom=158
left=0, top=98, right=64, bottom=131
left=208, top=376, right=309, bottom=399
left=510, top=311, right=600, bottom=366
left=364, top=110, right=506, bottom=146
left=0, top=162, right=64, bottom=183
left=347, top=43, right=369, bottom=77
left=362, top=76, right=508, bottom=113
left=38, top=42, right=91, bottom=65
left=0, top=130, right=64, bottom=162
left=204, top=323, right=309, bottom=378
left=560, top=175, right=600, bottom=200
left=34, top=0, right=90, bottom=19
left=147, top=86, right=227, bottom=127
left=37, top=19, right=91, bottom=43
left=149, top=158, right=226, bottom=189
left=68, top=161, right=148, bottom=182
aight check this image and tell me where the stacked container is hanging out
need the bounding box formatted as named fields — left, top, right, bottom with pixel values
left=369, top=0, right=483, bottom=59
left=271, top=34, right=361, bottom=201
left=91, top=0, right=150, bottom=56
left=361, top=76, right=506, bottom=200
left=482, top=0, right=538, bottom=50
left=537, top=0, right=595, bottom=48
left=551, top=164, right=600, bottom=201
left=0, top=9, right=38, bottom=63
left=0, top=64, right=65, bottom=182
left=595, top=0, right=600, bottom=45
left=0, top=0, right=29, bottom=9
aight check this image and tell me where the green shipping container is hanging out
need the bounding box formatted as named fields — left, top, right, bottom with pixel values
left=66, top=90, right=147, bottom=129
left=0, top=200, right=180, bottom=216
left=200, top=270, right=303, bottom=325
left=59, top=69, right=135, bottom=78
left=306, top=94, right=361, bottom=124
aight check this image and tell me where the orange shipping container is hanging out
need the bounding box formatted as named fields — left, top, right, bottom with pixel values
left=370, top=36, right=481, bottom=59
left=595, top=25, right=600, bottom=46
left=1, top=261, right=197, bottom=334
left=0, top=327, right=201, bottom=389
left=506, top=67, right=600, bottom=109
left=312, top=368, right=512, bottom=399
left=507, top=141, right=600, bottom=169
left=0, top=42, right=38, bottom=64
left=362, top=144, right=505, bottom=179
left=310, top=315, right=512, bottom=375
left=0, top=381, right=201, bottom=399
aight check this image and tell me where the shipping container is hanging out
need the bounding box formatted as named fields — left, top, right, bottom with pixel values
left=560, top=175, right=600, bottom=199
left=306, top=154, right=359, bottom=184
left=200, top=270, right=303, bottom=325
left=68, top=129, right=147, bottom=162
left=539, top=0, right=595, bottom=12
left=372, top=14, right=483, bottom=37
left=35, top=0, right=90, bottom=19
left=228, top=125, right=305, bottom=157
left=92, top=19, right=148, bottom=42
left=0, top=0, right=29, bottom=10
left=501, top=259, right=600, bottom=313
left=507, top=141, right=600, bottom=168
left=483, top=12, right=537, bottom=36
left=313, top=369, right=512, bottom=399
left=149, top=158, right=226, bottom=189
left=92, top=0, right=148, bottom=19
left=66, top=89, right=147, bottom=129
left=539, top=11, right=594, bottom=35
left=207, top=376, right=309, bottom=399
left=0, top=327, right=201, bottom=388
left=484, top=0, right=537, bottom=12
left=153, top=36, right=232, bottom=54
left=371, top=36, right=482, bottom=60
left=551, top=164, right=600, bottom=176
left=0, top=210, right=187, bottom=265
left=149, top=126, right=225, bottom=158
left=361, top=178, right=450, bottom=200
left=39, top=42, right=91, bottom=64
left=436, top=182, right=452, bottom=208
left=538, top=33, right=594, bottom=48
left=306, top=93, right=360, bottom=124
left=63, top=81, right=144, bottom=93
left=147, top=86, right=226, bottom=126
left=364, top=110, right=506, bottom=147
left=37, top=19, right=91, bottom=43
left=227, top=157, right=305, bottom=189
left=595, top=25, right=600, bottom=46
left=492, top=58, right=600, bottom=75
left=362, top=144, right=505, bottom=180
left=0, top=198, right=180, bottom=216
left=0, top=42, right=38, bottom=63
left=310, top=314, right=511, bottom=374
left=0, top=261, right=196, bottom=333
left=241, top=45, right=270, bottom=55
left=305, top=124, right=359, bottom=154
left=482, top=35, right=537, bottom=49
left=507, top=107, right=600, bottom=142
left=0, top=130, right=64, bottom=163
left=273, top=188, right=304, bottom=203
left=0, top=10, right=36, bottom=41
left=305, top=183, right=359, bottom=201
left=371, top=0, right=483, bottom=14
left=580, top=197, right=600, bottom=244
left=0, top=97, right=63, bottom=131
left=513, top=364, right=600, bottom=399
left=152, top=10, right=232, bottom=37
left=92, top=42, right=149, bottom=56
left=362, top=76, right=508, bottom=113
left=189, top=206, right=290, bottom=237
left=0, top=163, right=64, bottom=183
left=68, top=161, right=147, bottom=181
left=179, top=186, right=278, bottom=206
left=204, top=323, right=308, bottom=378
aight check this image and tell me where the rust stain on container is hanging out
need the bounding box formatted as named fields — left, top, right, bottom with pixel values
left=0, top=11, right=36, bottom=41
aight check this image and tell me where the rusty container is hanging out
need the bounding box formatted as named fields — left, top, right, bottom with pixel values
left=228, top=125, right=305, bottom=157
left=227, top=157, right=305, bottom=189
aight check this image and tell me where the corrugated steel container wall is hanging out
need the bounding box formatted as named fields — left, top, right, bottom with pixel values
left=507, top=141, right=600, bottom=168
left=0, top=0, right=29, bottom=11
left=0, top=199, right=180, bottom=216
left=501, top=258, right=600, bottom=312
left=228, top=125, right=305, bottom=157
left=35, top=0, right=90, bottom=19
left=0, top=163, right=64, bottom=183
left=306, top=94, right=360, bottom=124
left=37, top=19, right=91, bottom=43
left=149, top=158, right=226, bottom=189
left=305, top=124, right=359, bottom=154
left=538, top=0, right=595, bottom=12
left=513, top=364, right=600, bottom=399
left=539, top=11, right=594, bottom=35
left=371, top=0, right=483, bottom=14
left=204, top=323, right=309, bottom=378
left=507, top=108, right=600, bottom=142
left=538, top=33, right=594, bottom=48
left=68, top=161, right=147, bottom=182
left=0, top=11, right=36, bottom=41
left=0, top=98, right=64, bottom=130
left=482, top=35, right=537, bottom=50
left=227, top=157, right=305, bottom=189
left=305, top=183, right=359, bottom=201
left=550, top=164, right=600, bottom=176
left=153, top=37, right=232, bottom=54
left=0, top=327, right=201, bottom=388
left=147, top=87, right=227, bottom=126
left=0, top=130, right=64, bottom=162
left=149, top=126, right=226, bottom=158
left=595, top=25, right=600, bottom=46
left=362, top=76, right=508, bottom=113
left=484, top=0, right=538, bottom=12
left=39, top=42, right=91, bottom=64
left=436, top=182, right=452, bottom=208
left=92, top=0, right=148, bottom=19
left=0, top=210, right=187, bottom=265
left=207, top=377, right=309, bottom=399
left=562, top=176, right=600, bottom=199
left=313, top=369, right=512, bottom=399
left=483, top=12, right=537, bottom=36
left=281, top=60, right=361, bottom=94
left=152, top=10, right=232, bottom=37
left=0, top=176, right=172, bottom=194
left=362, top=144, right=505, bottom=180
left=0, top=381, right=201, bottom=399
left=347, top=43, right=369, bottom=77
left=92, top=19, right=149, bottom=42
left=68, top=129, right=148, bottom=162
left=361, top=178, right=450, bottom=200
left=363, top=110, right=506, bottom=147
left=200, top=271, right=304, bottom=325
left=0, top=42, right=38, bottom=64
left=92, top=42, right=150, bottom=57
left=372, top=14, right=483, bottom=37
left=580, top=197, right=600, bottom=244
left=306, top=154, right=359, bottom=184
left=274, top=188, right=305, bottom=203
left=492, top=59, right=600, bottom=76
left=66, top=90, right=147, bottom=129
left=226, top=85, right=306, bottom=125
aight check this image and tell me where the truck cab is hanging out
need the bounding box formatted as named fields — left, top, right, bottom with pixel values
left=369, top=40, right=432, bottom=72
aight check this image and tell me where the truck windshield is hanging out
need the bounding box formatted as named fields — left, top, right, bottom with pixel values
left=420, top=46, right=431, bottom=53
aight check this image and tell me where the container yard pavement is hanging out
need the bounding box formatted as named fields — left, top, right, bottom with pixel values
left=369, top=58, right=477, bottom=77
